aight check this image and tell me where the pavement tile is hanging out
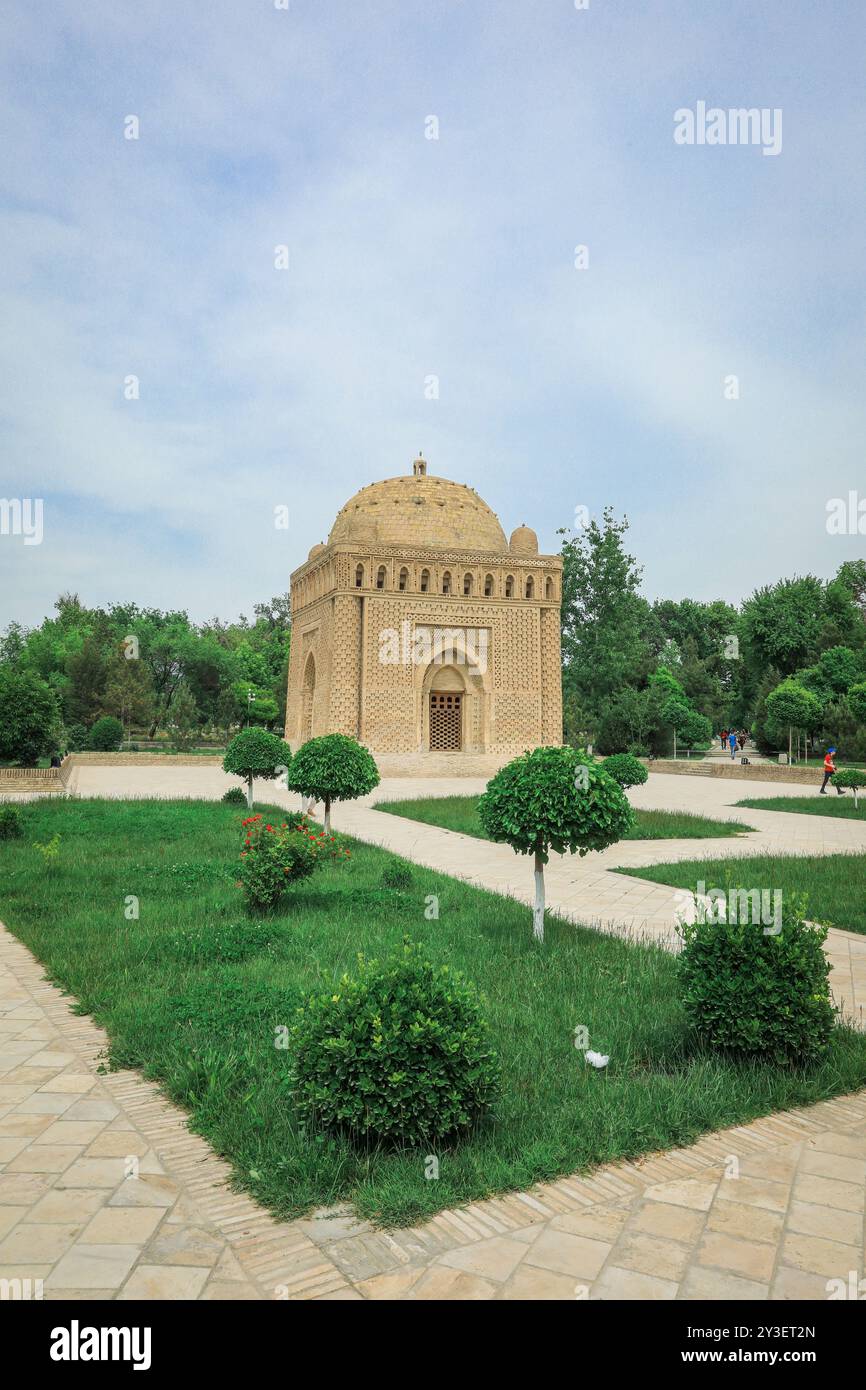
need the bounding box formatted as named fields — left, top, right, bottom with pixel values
left=50, top=1243, right=141, bottom=1290
left=523, top=1228, right=611, bottom=1280
left=117, top=1265, right=211, bottom=1300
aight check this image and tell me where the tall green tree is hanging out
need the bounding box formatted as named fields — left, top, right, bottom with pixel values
left=560, top=509, right=651, bottom=729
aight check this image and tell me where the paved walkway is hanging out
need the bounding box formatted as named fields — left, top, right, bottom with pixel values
left=1, top=766, right=865, bottom=1299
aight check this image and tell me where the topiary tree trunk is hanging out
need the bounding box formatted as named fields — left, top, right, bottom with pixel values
left=246, top=772, right=254, bottom=809
left=533, top=848, right=545, bottom=942
left=323, top=795, right=332, bottom=835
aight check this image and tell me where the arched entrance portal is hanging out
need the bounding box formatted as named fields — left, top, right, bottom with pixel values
left=301, top=654, right=316, bottom=743
left=417, top=639, right=490, bottom=754
left=429, top=668, right=464, bottom=751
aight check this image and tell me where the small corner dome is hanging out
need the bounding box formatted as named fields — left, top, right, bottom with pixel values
left=509, top=523, right=538, bottom=556
left=308, top=542, right=326, bottom=560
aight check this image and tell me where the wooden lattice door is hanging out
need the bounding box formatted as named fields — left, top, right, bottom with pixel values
left=429, top=692, right=462, bottom=750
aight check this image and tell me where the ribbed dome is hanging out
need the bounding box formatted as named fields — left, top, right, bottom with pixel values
left=509, top=523, right=538, bottom=556
left=307, top=542, right=326, bottom=560
left=328, top=470, right=507, bottom=552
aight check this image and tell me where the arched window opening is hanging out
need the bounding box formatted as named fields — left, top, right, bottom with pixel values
left=463, top=573, right=473, bottom=596
left=376, top=565, right=386, bottom=590
left=355, top=564, right=364, bottom=589
left=484, top=574, right=494, bottom=597
left=399, top=567, right=408, bottom=592
left=442, top=571, right=452, bottom=595
left=545, top=577, right=554, bottom=600
left=420, top=569, right=430, bottom=593
left=505, top=575, right=514, bottom=598
left=526, top=577, right=534, bottom=599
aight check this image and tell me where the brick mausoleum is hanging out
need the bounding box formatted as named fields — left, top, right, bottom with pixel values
left=284, top=457, right=562, bottom=772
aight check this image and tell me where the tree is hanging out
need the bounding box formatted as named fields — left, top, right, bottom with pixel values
left=602, top=753, right=648, bottom=789
left=478, top=746, right=632, bottom=942
left=231, top=680, right=278, bottom=728
left=661, top=696, right=692, bottom=761
left=65, top=631, right=109, bottom=727
left=101, top=645, right=155, bottom=735
left=288, top=734, right=380, bottom=834
left=0, top=668, right=62, bottom=765
left=87, top=715, right=123, bottom=751
left=223, top=728, right=293, bottom=809
left=560, top=509, right=652, bottom=731
left=741, top=577, right=829, bottom=677
left=680, top=708, right=713, bottom=750
left=818, top=646, right=862, bottom=694
left=765, top=681, right=822, bottom=764
left=848, top=682, right=866, bottom=726
left=833, top=767, right=866, bottom=808
left=166, top=683, right=200, bottom=751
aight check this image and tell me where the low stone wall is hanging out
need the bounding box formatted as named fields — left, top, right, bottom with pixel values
left=645, top=759, right=824, bottom=786
left=68, top=753, right=225, bottom=767
left=0, top=766, right=64, bottom=794
left=372, top=752, right=513, bottom=778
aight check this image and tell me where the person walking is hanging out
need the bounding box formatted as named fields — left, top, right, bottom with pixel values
left=728, top=730, right=738, bottom=760
left=720, top=729, right=728, bottom=750
left=820, top=747, right=844, bottom=794
left=737, top=730, right=747, bottom=751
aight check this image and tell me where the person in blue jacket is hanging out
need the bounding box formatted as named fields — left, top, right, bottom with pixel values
left=728, top=731, right=738, bottom=760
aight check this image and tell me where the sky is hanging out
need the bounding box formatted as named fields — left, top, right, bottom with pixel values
left=1, top=0, right=864, bottom=629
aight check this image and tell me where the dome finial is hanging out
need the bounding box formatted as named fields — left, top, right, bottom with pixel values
left=412, top=453, right=427, bottom=478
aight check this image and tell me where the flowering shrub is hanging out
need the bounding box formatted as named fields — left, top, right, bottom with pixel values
left=237, top=814, right=348, bottom=913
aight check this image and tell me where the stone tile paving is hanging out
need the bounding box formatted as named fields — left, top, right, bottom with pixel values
left=2, top=894, right=866, bottom=1301
left=2, top=766, right=865, bottom=1299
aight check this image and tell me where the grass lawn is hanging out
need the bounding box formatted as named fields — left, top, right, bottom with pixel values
left=615, top=853, right=866, bottom=935
left=375, top=794, right=754, bottom=842
left=2, top=799, right=865, bottom=1228
left=735, top=796, right=866, bottom=822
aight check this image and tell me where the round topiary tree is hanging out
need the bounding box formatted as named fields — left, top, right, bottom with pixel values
left=290, top=940, right=500, bottom=1144
left=223, top=728, right=293, bottom=809
left=478, top=746, right=633, bottom=942
left=87, top=715, right=124, bottom=752
left=288, top=733, right=379, bottom=834
left=833, top=766, right=866, bottom=807
left=766, top=680, right=823, bottom=765
left=602, top=752, right=648, bottom=789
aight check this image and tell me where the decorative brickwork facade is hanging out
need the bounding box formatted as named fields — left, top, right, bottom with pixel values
left=285, top=458, right=562, bottom=764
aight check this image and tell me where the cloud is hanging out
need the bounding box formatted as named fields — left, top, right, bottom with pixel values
left=1, top=0, right=863, bottom=627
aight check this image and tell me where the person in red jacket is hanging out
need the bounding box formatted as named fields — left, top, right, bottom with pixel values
left=820, top=747, right=844, bottom=794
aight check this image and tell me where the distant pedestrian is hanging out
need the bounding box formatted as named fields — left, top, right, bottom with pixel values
left=737, top=731, right=746, bottom=751
left=728, top=731, right=737, bottom=760
left=820, top=747, right=844, bottom=795
left=720, top=729, right=728, bottom=749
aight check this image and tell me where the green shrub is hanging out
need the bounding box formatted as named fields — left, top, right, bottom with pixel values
left=380, top=861, right=414, bottom=890
left=289, top=941, right=500, bottom=1145
left=222, top=786, right=247, bottom=805
left=237, top=814, right=322, bottom=913
left=0, top=806, right=24, bottom=840
left=603, top=752, right=648, bottom=788
left=677, top=892, right=834, bottom=1064
left=87, top=716, right=123, bottom=752
left=67, top=724, right=89, bottom=752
